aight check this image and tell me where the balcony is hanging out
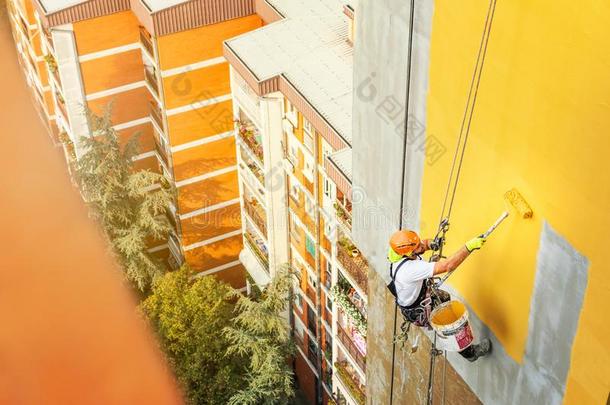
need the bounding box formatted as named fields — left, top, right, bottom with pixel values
left=243, top=198, right=267, bottom=238
left=306, top=283, right=317, bottom=303
left=335, top=362, right=365, bottom=405
left=239, top=147, right=265, bottom=186
left=334, top=200, right=352, bottom=231
left=144, top=68, right=160, bottom=97
left=337, top=324, right=366, bottom=372
left=149, top=101, right=164, bottom=132
left=307, top=338, right=320, bottom=370
left=336, top=238, right=368, bottom=294
left=42, top=26, right=54, bottom=52
left=236, top=118, right=264, bottom=164
left=155, top=138, right=170, bottom=169
left=139, top=27, right=154, bottom=58
left=323, top=307, right=332, bottom=326
left=167, top=232, right=183, bottom=270
left=244, top=231, right=269, bottom=270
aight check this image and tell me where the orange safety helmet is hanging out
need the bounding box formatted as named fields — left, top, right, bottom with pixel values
left=389, top=230, right=421, bottom=256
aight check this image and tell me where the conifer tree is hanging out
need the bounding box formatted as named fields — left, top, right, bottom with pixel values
left=224, top=267, right=296, bottom=405
left=75, top=108, right=172, bottom=291
left=141, top=266, right=245, bottom=405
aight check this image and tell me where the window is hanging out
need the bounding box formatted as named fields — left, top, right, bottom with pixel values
left=290, top=213, right=301, bottom=244
left=290, top=182, right=300, bottom=202
left=294, top=292, right=303, bottom=314
left=285, top=99, right=298, bottom=126
left=323, top=176, right=334, bottom=199
left=287, top=136, right=299, bottom=166
left=308, top=272, right=317, bottom=289
left=321, top=141, right=333, bottom=162
left=303, top=119, right=315, bottom=153
left=324, top=220, right=335, bottom=241
left=326, top=295, right=333, bottom=312
left=303, top=153, right=315, bottom=182
left=305, top=196, right=315, bottom=220
left=306, top=234, right=316, bottom=259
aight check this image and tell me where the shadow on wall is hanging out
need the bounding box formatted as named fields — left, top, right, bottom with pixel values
left=446, top=221, right=589, bottom=405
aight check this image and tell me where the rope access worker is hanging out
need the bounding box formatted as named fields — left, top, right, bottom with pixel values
left=387, top=230, right=492, bottom=362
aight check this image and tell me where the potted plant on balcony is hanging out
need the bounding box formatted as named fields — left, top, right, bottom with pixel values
left=44, top=54, right=58, bottom=73
left=339, top=236, right=360, bottom=258
left=331, top=284, right=367, bottom=337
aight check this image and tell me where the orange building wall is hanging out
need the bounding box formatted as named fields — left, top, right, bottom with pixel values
left=73, top=11, right=140, bottom=55
left=157, top=15, right=262, bottom=70
left=80, top=49, right=144, bottom=94
left=166, top=99, right=233, bottom=146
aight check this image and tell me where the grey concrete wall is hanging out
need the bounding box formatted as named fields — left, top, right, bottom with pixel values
left=351, top=0, right=439, bottom=403
left=352, top=0, right=434, bottom=284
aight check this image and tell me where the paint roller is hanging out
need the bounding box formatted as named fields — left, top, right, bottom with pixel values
left=435, top=189, right=532, bottom=288
left=483, top=188, right=533, bottom=239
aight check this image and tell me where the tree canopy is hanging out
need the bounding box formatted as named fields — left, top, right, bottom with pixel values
left=141, top=266, right=245, bottom=405
left=224, top=267, right=295, bottom=405
left=75, top=109, right=173, bottom=291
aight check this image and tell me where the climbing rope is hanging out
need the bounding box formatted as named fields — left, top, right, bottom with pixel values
left=387, top=0, right=499, bottom=403
left=389, top=0, right=417, bottom=404
left=427, top=1, right=498, bottom=404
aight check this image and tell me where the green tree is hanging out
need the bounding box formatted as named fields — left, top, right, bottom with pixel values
left=224, top=267, right=295, bottom=405
left=75, top=108, right=172, bottom=291
left=141, top=266, right=245, bottom=405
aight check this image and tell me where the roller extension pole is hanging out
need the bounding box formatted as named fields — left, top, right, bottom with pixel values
left=436, top=211, right=508, bottom=289
left=482, top=211, right=509, bottom=238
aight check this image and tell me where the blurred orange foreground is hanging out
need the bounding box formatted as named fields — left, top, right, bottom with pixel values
left=0, top=13, right=182, bottom=405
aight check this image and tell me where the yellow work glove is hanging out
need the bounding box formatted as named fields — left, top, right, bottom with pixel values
left=465, top=236, right=486, bottom=252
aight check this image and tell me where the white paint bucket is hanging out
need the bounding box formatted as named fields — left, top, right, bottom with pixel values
left=430, top=300, right=475, bottom=352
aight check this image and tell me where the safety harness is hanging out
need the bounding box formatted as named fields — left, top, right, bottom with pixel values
left=387, top=257, right=434, bottom=328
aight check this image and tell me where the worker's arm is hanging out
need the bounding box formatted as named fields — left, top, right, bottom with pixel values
left=433, top=236, right=485, bottom=275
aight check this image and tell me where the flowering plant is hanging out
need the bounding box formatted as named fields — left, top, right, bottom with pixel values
left=331, top=285, right=367, bottom=337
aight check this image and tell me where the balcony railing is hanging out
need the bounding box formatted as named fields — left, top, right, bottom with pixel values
left=244, top=232, right=269, bottom=270
left=337, top=324, right=366, bottom=372
left=236, top=121, right=264, bottom=163
left=294, top=332, right=306, bottom=352
left=239, top=148, right=265, bottom=186
left=335, top=362, right=365, bottom=405
left=324, top=308, right=332, bottom=326
left=139, top=28, right=154, bottom=57
left=306, top=283, right=317, bottom=303
left=145, top=68, right=159, bottom=96
left=334, top=201, right=352, bottom=231
left=149, top=101, right=164, bottom=131
left=167, top=233, right=183, bottom=270
left=155, top=140, right=170, bottom=170
left=336, top=241, right=368, bottom=293
left=243, top=199, right=267, bottom=238
left=51, top=65, right=61, bottom=87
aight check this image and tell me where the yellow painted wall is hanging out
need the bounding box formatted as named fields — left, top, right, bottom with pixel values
left=421, top=1, right=610, bottom=403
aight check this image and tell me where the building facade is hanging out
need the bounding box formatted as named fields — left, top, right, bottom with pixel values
left=225, top=1, right=366, bottom=404
left=7, top=0, right=263, bottom=289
